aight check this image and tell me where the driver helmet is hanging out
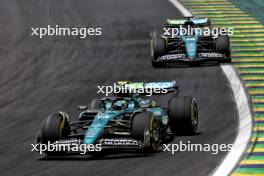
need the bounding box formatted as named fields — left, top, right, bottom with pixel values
left=113, top=100, right=128, bottom=110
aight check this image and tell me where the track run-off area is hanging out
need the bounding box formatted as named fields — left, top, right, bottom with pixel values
left=180, top=0, right=264, bottom=175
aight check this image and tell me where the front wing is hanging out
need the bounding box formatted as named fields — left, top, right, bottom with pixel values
left=35, top=138, right=146, bottom=155
left=155, top=53, right=229, bottom=64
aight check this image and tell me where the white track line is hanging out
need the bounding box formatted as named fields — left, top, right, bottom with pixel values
left=215, top=66, right=252, bottom=176
left=168, top=0, right=253, bottom=176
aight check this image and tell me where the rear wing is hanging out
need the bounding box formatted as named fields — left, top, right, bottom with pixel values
left=165, top=19, right=186, bottom=27
left=116, top=80, right=179, bottom=95
left=165, top=17, right=210, bottom=28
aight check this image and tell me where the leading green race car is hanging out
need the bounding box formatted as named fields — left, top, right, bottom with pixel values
left=151, top=17, right=232, bottom=67
left=35, top=81, right=198, bottom=155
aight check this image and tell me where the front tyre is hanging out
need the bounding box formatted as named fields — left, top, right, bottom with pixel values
left=151, top=31, right=166, bottom=67
left=89, top=98, right=101, bottom=110
left=131, top=112, right=160, bottom=151
left=168, top=97, right=198, bottom=134
left=41, top=112, right=70, bottom=155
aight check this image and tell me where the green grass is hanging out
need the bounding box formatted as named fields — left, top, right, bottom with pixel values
left=230, top=0, right=264, bottom=25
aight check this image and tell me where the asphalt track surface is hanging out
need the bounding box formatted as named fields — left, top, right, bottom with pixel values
left=0, top=0, right=238, bottom=176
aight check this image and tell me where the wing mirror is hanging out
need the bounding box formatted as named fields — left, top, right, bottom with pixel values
left=78, top=105, right=88, bottom=110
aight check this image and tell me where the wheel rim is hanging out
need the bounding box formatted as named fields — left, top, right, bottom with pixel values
left=152, top=120, right=160, bottom=142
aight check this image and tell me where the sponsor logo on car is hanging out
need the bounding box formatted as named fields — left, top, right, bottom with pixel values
left=159, top=54, right=185, bottom=61
left=198, top=53, right=223, bottom=57
left=100, top=139, right=139, bottom=146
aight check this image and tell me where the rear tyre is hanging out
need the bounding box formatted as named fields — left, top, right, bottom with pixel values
left=168, top=97, right=198, bottom=134
left=131, top=112, right=160, bottom=151
left=41, top=112, right=70, bottom=155
left=216, top=35, right=231, bottom=63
